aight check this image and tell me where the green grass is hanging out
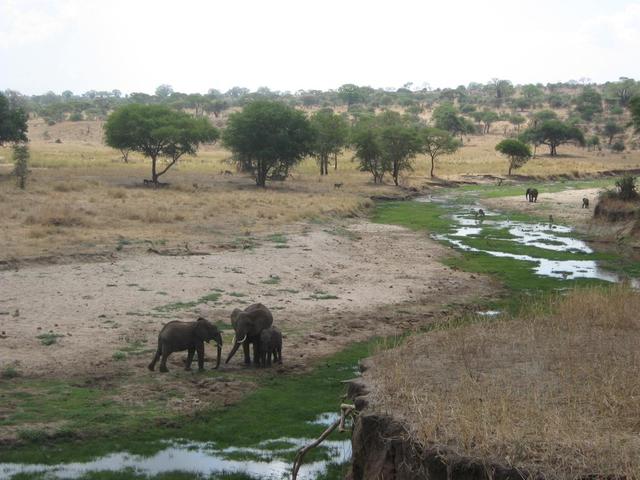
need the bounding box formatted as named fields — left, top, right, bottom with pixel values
left=310, top=292, right=339, bottom=300
left=265, top=233, right=288, bottom=244
left=0, top=339, right=377, bottom=469
left=36, top=333, right=64, bottom=346
left=261, top=275, right=281, bottom=285
left=1, top=366, right=20, bottom=379
left=154, top=291, right=223, bottom=312
left=372, top=195, right=636, bottom=298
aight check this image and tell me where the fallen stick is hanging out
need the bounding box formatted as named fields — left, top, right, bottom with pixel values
left=291, top=404, right=355, bottom=480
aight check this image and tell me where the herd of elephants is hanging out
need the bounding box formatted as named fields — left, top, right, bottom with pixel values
left=148, top=303, right=281, bottom=373
left=147, top=187, right=591, bottom=375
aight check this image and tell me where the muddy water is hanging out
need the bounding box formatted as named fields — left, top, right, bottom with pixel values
left=417, top=196, right=635, bottom=284
left=1, top=414, right=350, bottom=479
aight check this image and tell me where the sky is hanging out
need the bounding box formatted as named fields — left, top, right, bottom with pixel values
left=1, top=0, right=640, bottom=95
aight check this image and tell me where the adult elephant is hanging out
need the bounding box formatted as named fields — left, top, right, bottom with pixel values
left=225, top=303, right=273, bottom=366
left=526, top=188, right=538, bottom=203
left=148, top=317, right=222, bottom=373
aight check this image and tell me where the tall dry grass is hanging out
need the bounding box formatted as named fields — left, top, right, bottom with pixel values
left=369, top=285, right=640, bottom=478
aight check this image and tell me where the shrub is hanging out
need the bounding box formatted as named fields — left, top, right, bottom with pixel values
left=611, top=140, right=626, bottom=152
left=1, top=366, right=20, bottom=379
left=615, top=175, right=638, bottom=201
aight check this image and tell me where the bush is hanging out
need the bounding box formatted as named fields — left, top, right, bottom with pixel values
left=69, top=112, right=83, bottom=121
left=611, top=140, right=626, bottom=152
left=12, top=144, right=29, bottom=189
left=615, top=175, right=638, bottom=201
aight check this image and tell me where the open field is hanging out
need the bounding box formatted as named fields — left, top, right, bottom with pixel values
left=1, top=119, right=640, bottom=478
left=363, top=285, right=640, bottom=478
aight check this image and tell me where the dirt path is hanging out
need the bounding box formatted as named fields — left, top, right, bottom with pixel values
left=482, top=188, right=602, bottom=226
left=0, top=221, right=493, bottom=379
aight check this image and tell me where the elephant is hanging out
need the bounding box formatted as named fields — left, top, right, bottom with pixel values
left=526, top=188, right=539, bottom=203
left=582, top=197, right=589, bottom=208
left=259, top=327, right=282, bottom=367
left=225, top=303, right=273, bottom=366
left=148, top=317, right=222, bottom=373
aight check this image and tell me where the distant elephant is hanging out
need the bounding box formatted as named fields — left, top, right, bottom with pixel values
left=526, top=188, right=538, bottom=203
left=259, top=327, right=282, bottom=367
left=582, top=197, right=589, bottom=208
left=148, top=317, right=222, bottom=373
left=225, top=303, right=273, bottom=366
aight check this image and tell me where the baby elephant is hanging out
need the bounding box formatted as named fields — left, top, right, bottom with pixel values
left=148, top=317, right=223, bottom=373
left=582, top=197, right=589, bottom=209
left=259, top=327, right=282, bottom=367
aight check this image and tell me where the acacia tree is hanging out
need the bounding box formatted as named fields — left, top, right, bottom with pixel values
left=377, top=114, right=422, bottom=186
left=222, top=101, right=314, bottom=187
left=421, top=127, right=461, bottom=177
left=104, top=104, right=219, bottom=184
left=351, top=117, right=388, bottom=184
left=495, top=139, right=532, bottom=175
left=523, top=119, right=585, bottom=156
left=631, top=95, right=640, bottom=131
left=309, top=109, right=349, bottom=175
left=0, top=93, right=28, bottom=145
left=433, top=104, right=475, bottom=140
left=603, top=120, right=624, bottom=145
left=338, top=84, right=366, bottom=110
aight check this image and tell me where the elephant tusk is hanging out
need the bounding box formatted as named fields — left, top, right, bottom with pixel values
left=236, top=334, right=247, bottom=344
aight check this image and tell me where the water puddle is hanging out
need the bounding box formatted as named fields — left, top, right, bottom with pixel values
left=419, top=196, right=636, bottom=285
left=0, top=434, right=350, bottom=479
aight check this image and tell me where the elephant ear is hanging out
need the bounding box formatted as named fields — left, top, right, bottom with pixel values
left=195, top=318, right=210, bottom=342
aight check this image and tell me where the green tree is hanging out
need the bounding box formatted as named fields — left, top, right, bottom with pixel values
left=155, top=84, right=174, bottom=100
left=522, top=84, right=544, bottom=101
left=630, top=95, right=640, bottom=132
left=338, top=84, right=366, bottom=110
left=509, top=114, right=526, bottom=133
left=433, top=104, right=474, bottom=139
left=604, top=78, right=638, bottom=108
left=309, top=109, right=349, bottom=175
left=421, top=127, right=461, bottom=177
left=351, top=116, right=388, bottom=184
left=222, top=101, right=314, bottom=187
left=574, top=87, right=603, bottom=121
left=586, top=135, right=600, bottom=152
left=480, top=110, right=499, bottom=134
left=491, top=79, right=515, bottom=100
left=12, top=144, right=30, bottom=189
left=376, top=112, right=422, bottom=186
left=0, top=92, right=28, bottom=145
left=104, top=104, right=219, bottom=184
left=603, top=120, right=624, bottom=145
left=495, top=139, right=532, bottom=175
left=205, top=99, right=229, bottom=118
left=523, top=119, right=585, bottom=156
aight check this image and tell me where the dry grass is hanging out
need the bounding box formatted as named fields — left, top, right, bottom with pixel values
left=368, top=285, right=640, bottom=479
left=0, top=118, right=639, bottom=260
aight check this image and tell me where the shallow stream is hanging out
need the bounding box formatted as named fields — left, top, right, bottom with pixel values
left=416, top=195, right=637, bottom=285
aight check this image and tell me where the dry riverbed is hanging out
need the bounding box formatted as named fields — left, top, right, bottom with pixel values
left=0, top=220, right=494, bottom=439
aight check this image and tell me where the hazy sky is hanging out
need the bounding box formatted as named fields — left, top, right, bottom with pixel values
left=1, top=0, right=640, bottom=95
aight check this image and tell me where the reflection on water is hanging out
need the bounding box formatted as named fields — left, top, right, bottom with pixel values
left=0, top=435, right=351, bottom=479
left=418, top=196, right=636, bottom=285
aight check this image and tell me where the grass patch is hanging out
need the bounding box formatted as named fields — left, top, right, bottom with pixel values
left=0, top=339, right=377, bottom=469
left=261, top=275, right=281, bottom=285
left=310, top=292, right=339, bottom=300
left=36, top=333, right=64, bottom=346
left=154, top=292, right=222, bottom=313
left=1, top=366, right=20, bottom=379
left=228, top=292, right=246, bottom=298
left=265, top=233, right=287, bottom=244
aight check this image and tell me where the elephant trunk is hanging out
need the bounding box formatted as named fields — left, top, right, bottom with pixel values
left=225, top=335, right=247, bottom=364
left=225, top=341, right=241, bottom=364
left=215, top=344, right=221, bottom=369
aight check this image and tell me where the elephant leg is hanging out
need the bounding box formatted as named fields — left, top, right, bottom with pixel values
left=267, top=351, right=272, bottom=367
left=196, top=343, right=205, bottom=371
left=148, top=340, right=161, bottom=371
left=252, top=341, right=260, bottom=367
left=185, top=347, right=195, bottom=370
left=159, top=350, right=170, bottom=373
left=242, top=342, right=251, bottom=365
